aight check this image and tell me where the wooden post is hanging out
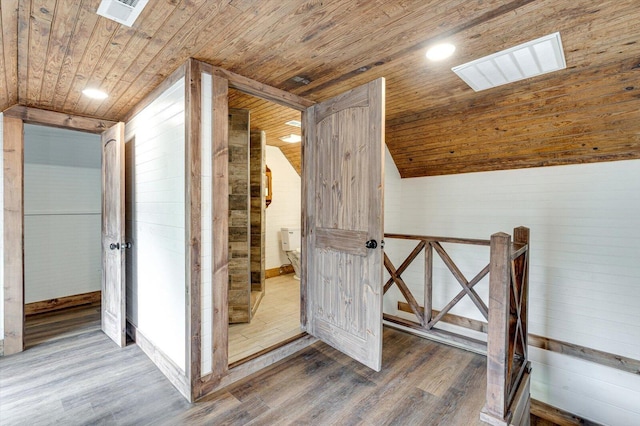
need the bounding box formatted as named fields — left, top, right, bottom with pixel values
left=3, top=115, right=24, bottom=356
left=482, top=232, right=511, bottom=424
left=424, top=241, right=433, bottom=326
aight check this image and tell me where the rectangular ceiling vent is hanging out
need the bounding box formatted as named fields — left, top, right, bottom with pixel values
left=97, top=0, right=149, bottom=27
left=452, top=32, right=566, bottom=91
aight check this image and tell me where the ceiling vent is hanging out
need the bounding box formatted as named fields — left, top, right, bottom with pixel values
left=97, top=0, right=149, bottom=27
left=452, top=32, right=566, bottom=91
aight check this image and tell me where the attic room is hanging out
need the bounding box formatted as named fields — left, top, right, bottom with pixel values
left=0, top=1, right=638, bottom=425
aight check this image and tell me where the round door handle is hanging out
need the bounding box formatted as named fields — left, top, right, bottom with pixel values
left=109, top=242, right=120, bottom=250
left=365, top=239, right=378, bottom=249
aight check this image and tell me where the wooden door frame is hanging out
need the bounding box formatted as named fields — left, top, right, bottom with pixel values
left=192, top=60, right=317, bottom=400
left=2, top=105, right=116, bottom=356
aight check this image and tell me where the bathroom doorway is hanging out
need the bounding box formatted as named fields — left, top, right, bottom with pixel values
left=226, top=88, right=304, bottom=364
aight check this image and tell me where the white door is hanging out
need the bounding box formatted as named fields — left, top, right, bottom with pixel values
left=101, top=122, right=126, bottom=347
left=303, top=78, right=385, bottom=371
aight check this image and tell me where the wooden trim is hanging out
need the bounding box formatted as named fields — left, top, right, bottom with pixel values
left=121, top=62, right=187, bottom=123
left=383, top=314, right=487, bottom=354
left=128, top=321, right=191, bottom=402
left=197, top=334, right=317, bottom=400
left=228, top=332, right=307, bottom=369
left=185, top=58, right=202, bottom=398
left=4, top=105, right=115, bottom=133
left=0, top=339, right=4, bottom=356
left=265, top=265, right=294, bottom=279
left=397, top=302, right=488, bottom=333
left=384, top=233, right=491, bottom=246
left=529, top=334, right=640, bottom=376
left=25, top=291, right=101, bottom=315
left=210, top=66, right=314, bottom=111
left=3, top=115, right=24, bottom=356
left=530, top=399, right=603, bottom=426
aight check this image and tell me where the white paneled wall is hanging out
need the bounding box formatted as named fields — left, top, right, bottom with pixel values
left=125, top=79, right=187, bottom=371
left=200, top=72, right=213, bottom=375
left=383, top=157, right=640, bottom=425
left=0, top=113, right=4, bottom=337
left=265, top=145, right=301, bottom=269
left=23, top=124, right=102, bottom=303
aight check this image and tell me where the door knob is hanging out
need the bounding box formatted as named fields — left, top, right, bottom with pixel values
left=365, top=239, right=378, bottom=249
left=109, top=242, right=120, bottom=250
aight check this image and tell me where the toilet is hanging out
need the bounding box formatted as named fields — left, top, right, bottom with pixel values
left=280, top=227, right=301, bottom=280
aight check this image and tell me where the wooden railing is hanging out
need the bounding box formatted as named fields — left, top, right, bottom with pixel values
left=383, top=227, right=531, bottom=426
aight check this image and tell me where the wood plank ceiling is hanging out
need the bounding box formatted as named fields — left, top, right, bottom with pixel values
left=1, top=0, right=639, bottom=177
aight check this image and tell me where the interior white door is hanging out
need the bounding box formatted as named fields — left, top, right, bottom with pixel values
left=101, top=122, right=126, bottom=347
left=303, top=78, right=385, bottom=371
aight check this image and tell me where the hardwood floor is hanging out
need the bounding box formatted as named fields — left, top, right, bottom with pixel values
left=229, top=274, right=301, bottom=364
left=1, top=302, right=492, bottom=425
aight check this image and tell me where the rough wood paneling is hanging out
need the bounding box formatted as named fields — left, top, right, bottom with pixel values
left=5, top=1, right=638, bottom=177
left=249, top=130, right=265, bottom=295
left=227, top=108, right=250, bottom=324
left=0, top=0, right=19, bottom=111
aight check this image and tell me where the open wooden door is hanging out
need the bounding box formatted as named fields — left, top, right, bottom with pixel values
left=101, top=122, right=126, bottom=347
left=303, top=78, right=385, bottom=371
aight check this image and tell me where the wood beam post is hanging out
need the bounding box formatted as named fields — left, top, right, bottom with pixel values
left=3, top=115, right=24, bottom=355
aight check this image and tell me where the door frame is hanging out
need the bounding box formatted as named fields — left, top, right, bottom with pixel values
left=2, top=105, right=118, bottom=355
left=192, top=61, right=317, bottom=399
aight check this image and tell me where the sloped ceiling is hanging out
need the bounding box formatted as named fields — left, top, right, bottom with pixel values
left=1, top=0, right=638, bottom=177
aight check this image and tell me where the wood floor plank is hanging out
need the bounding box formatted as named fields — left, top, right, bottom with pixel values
left=0, top=303, right=495, bottom=425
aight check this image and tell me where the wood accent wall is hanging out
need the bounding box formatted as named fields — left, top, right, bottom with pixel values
left=228, top=109, right=251, bottom=324
left=250, top=131, right=265, bottom=294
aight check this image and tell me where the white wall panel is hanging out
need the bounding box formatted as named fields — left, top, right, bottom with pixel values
left=125, top=79, right=186, bottom=371
left=265, top=146, right=301, bottom=269
left=200, top=72, right=213, bottom=375
left=384, top=159, right=640, bottom=424
left=0, top=113, right=4, bottom=336
left=23, top=124, right=101, bottom=303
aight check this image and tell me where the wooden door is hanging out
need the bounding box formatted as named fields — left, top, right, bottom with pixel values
left=101, top=122, right=126, bottom=347
left=303, top=78, right=385, bottom=371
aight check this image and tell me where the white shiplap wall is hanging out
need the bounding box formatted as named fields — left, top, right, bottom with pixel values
left=265, top=145, right=302, bottom=269
left=23, top=124, right=102, bottom=303
left=125, top=79, right=187, bottom=371
left=383, top=157, right=640, bottom=425
left=200, top=72, right=213, bottom=375
left=0, top=113, right=4, bottom=337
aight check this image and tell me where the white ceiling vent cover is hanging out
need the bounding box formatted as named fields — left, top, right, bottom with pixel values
left=97, top=0, right=149, bottom=27
left=452, top=32, right=566, bottom=91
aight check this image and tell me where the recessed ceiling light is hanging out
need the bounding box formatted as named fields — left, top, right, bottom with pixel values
left=82, top=88, right=108, bottom=100
left=285, top=120, right=301, bottom=128
left=451, top=32, right=566, bottom=91
left=279, top=134, right=301, bottom=143
left=426, top=43, right=456, bottom=61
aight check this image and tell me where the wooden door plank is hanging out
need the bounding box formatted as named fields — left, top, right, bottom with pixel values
left=305, top=78, right=385, bottom=371
left=101, top=122, right=126, bottom=347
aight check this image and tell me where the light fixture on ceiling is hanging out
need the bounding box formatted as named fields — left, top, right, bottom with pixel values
left=82, top=88, right=108, bottom=100
left=97, top=0, right=149, bottom=27
left=279, top=134, right=301, bottom=143
left=426, top=43, right=456, bottom=61
left=452, top=32, right=566, bottom=92
left=285, top=120, right=301, bottom=128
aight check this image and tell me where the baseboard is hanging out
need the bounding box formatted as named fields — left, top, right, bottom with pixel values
left=25, top=291, right=101, bottom=315
left=531, top=399, right=603, bottom=426
left=265, top=265, right=294, bottom=279
left=126, top=320, right=191, bottom=402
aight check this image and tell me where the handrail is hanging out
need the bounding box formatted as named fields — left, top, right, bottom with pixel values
left=383, top=227, right=531, bottom=426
